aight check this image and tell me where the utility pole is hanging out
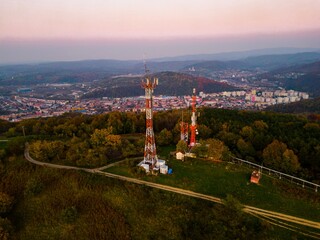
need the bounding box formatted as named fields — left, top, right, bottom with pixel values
left=22, top=126, right=26, bottom=138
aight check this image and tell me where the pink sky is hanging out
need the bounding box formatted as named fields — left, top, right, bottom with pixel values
left=1, top=0, right=320, bottom=63
left=1, top=0, right=320, bottom=39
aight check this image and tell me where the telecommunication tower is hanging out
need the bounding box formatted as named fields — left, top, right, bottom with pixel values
left=180, top=113, right=188, bottom=143
left=189, top=88, right=197, bottom=147
left=141, top=64, right=158, bottom=169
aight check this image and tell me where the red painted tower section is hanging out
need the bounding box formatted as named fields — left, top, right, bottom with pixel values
left=189, top=88, right=197, bottom=147
left=141, top=71, right=158, bottom=169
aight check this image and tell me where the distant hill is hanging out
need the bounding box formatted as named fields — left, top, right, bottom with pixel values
left=1, top=51, right=320, bottom=88
left=266, top=97, right=320, bottom=114
left=273, top=61, right=320, bottom=74
left=183, top=60, right=245, bottom=72
left=151, top=47, right=320, bottom=62
left=0, top=59, right=207, bottom=86
left=242, top=52, right=320, bottom=70
left=83, top=71, right=239, bottom=98
left=0, top=59, right=141, bottom=86
left=264, top=61, right=320, bottom=97
left=182, top=52, right=320, bottom=74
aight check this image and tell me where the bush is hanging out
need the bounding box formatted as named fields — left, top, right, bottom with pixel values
left=0, top=217, right=13, bottom=240
left=0, top=193, right=13, bottom=215
left=61, top=206, right=78, bottom=223
left=24, top=178, right=44, bottom=196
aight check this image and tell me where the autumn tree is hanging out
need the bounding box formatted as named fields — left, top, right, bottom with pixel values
left=217, top=131, right=240, bottom=151
left=172, top=122, right=183, bottom=143
left=90, top=128, right=121, bottom=148
left=176, top=140, right=188, bottom=153
left=53, top=123, right=77, bottom=138
left=156, top=128, right=173, bottom=146
left=66, top=140, right=90, bottom=166
left=89, top=127, right=122, bottom=164
left=262, top=140, right=300, bottom=174
left=0, top=192, right=13, bottom=214
left=107, top=112, right=123, bottom=134
left=197, top=124, right=212, bottom=139
left=206, top=138, right=229, bottom=161
left=252, top=120, right=268, bottom=132
left=0, top=217, right=13, bottom=240
left=192, top=140, right=208, bottom=158
left=237, top=138, right=256, bottom=159
left=240, top=126, right=254, bottom=141
left=122, top=112, right=138, bottom=134
left=29, top=140, right=65, bottom=162
left=91, top=114, right=108, bottom=130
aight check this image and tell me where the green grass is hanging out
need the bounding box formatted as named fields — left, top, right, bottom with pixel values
left=106, top=157, right=320, bottom=222
left=156, top=145, right=176, bottom=158
left=2, top=156, right=317, bottom=239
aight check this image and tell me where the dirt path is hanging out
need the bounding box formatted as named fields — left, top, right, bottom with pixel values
left=24, top=144, right=320, bottom=238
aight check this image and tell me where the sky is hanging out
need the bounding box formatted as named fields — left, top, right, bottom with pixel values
left=1, top=0, right=320, bottom=63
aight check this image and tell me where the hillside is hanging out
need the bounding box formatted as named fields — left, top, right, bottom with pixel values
left=183, top=60, right=245, bottom=72
left=0, top=156, right=306, bottom=240
left=270, top=61, right=320, bottom=75
left=151, top=47, right=320, bottom=62
left=182, top=52, right=320, bottom=74
left=1, top=51, right=320, bottom=87
left=264, top=61, right=320, bottom=97
left=266, top=97, right=320, bottom=114
left=1, top=109, right=320, bottom=239
left=83, top=71, right=239, bottom=98
left=0, top=60, right=141, bottom=86
left=242, top=52, right=320, bottom=70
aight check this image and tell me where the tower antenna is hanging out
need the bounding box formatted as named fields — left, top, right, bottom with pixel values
left=141, top=62, right=159, bottom=169
left=180, top=111, right=188, bottom=143
left=189, top=88, right=197, bottom=147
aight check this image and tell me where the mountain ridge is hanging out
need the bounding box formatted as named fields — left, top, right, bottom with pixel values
left=83, top=71, right=239, bottom=98
left=262, top=61, right=320, bottom=97
left=150, top=47, right=320, bottom=62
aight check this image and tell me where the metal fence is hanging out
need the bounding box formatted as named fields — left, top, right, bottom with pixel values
left=229, top=156, right=319, bottom=193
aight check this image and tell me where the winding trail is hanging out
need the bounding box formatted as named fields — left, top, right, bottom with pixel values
left=24, top=144, right=320, bottom=238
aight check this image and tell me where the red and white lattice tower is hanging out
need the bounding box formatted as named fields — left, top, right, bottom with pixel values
left=189, top=88, right=197, bottom=147
left=141, top=69, right=158, bottom=169
left=180, top=113, right=189, bottom=143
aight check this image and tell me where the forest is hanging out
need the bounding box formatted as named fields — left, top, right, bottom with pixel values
left=0, top=108, right=320, bottom=239
left=1, top=108, right=319, bottom=181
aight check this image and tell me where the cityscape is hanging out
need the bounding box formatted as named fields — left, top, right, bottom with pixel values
left=0, top=88, right=309, bottom=122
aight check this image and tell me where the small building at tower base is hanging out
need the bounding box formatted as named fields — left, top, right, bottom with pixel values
left=138, top=159, right=169, bottom=174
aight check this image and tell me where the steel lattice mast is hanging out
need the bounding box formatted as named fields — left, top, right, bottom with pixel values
left=141, top=68, right=158, bottom=169
left=189, top=88, right=197, bottom=147
left=180, top=112, right=189, bottom=143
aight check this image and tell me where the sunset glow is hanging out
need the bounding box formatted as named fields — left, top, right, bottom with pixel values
left=1, top=0, right=320, bottom=63
left=2, top=0, right=320, bottom=39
